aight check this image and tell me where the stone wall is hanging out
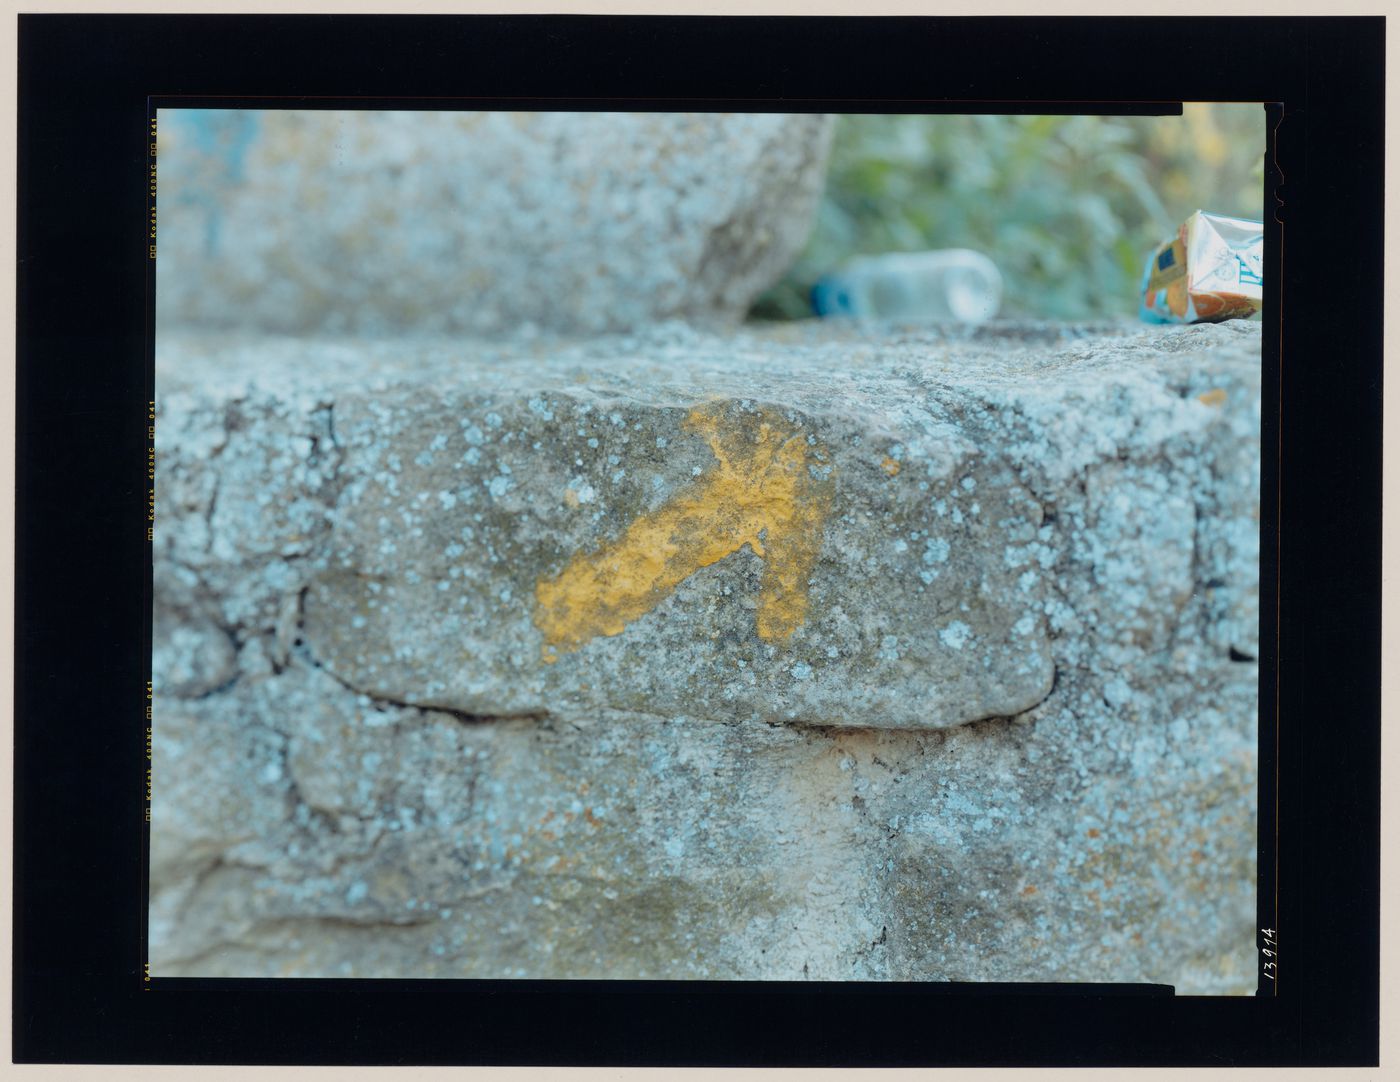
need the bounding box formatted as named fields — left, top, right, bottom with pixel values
left=150, top=320, right=1259, bottom=990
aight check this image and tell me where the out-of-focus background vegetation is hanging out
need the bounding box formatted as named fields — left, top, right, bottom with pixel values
left=751, top=104, right=1267, bottom=322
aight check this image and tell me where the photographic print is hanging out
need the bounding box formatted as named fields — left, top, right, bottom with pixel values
left=147, top=106, right=1264, bottom=990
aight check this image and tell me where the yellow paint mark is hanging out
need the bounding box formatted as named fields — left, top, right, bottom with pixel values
left=881, top=456, right=901, bottom=477
left=534, top=403, right=833, bottom=660
left=1197, top=388, right=1228, bottom=407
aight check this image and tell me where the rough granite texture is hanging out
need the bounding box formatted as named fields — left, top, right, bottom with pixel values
left=150, top=320, right=1259, bottom=991
left=155, top=110, right=834, bottom=337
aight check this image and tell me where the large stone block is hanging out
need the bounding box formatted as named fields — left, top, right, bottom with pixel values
left=155, top=110, right=834, bottom=336
left=299, top=383, right=1055, bottom=730
left=151, top=320, right=1260, bottom=990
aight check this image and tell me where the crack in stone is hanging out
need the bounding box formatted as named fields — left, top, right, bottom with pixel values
left=189, top=667, right=241, bottom=702
left=292, top=605, right=550, bottom=729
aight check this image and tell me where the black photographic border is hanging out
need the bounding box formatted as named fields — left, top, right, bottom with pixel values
left=14, top=13, right=1382, bottom=1066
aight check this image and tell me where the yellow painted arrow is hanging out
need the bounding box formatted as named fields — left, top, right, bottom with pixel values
left=534, top=404, right=833, bottom=662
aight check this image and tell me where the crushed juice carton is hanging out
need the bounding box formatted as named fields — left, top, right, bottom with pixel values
left=1139, top=210, right=1263, bottom=324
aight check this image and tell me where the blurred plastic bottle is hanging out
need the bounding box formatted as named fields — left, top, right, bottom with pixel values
left=812, top=249, right=1003, bottom=324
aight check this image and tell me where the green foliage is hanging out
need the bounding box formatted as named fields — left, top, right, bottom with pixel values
left=751, top=105, right=1267, bottom=321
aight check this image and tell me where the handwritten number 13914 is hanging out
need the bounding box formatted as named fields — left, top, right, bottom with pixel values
left=1260, top=928, right=1277, bottom=981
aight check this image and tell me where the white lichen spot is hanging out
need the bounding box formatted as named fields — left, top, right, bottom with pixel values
left=923, top=538, right=950, bottom=565
left=790, top=662, right=813, bottom=680
left=488, top=475, right=513, bottom=498
left=1104, top=678, right=1134, bottom=707
left=939, top=621, right=972, bottom=650
left=527, top=398, right=554, bottom=421
left=1004, top=546, right=1031, bottom=569
left=437, top=491, right=457, bottom=510
left=893, top=538, right=909, bottom=554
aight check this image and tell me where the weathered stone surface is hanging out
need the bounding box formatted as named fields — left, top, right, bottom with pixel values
left=303, top=377, right=1055, bottom=730
left=151, top=320, right=1259, bottom=990
left=155, top=110, right=834, bottom=337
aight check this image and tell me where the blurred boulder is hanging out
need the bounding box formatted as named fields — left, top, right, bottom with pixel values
left=155, top=110, right=834, bottom=336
